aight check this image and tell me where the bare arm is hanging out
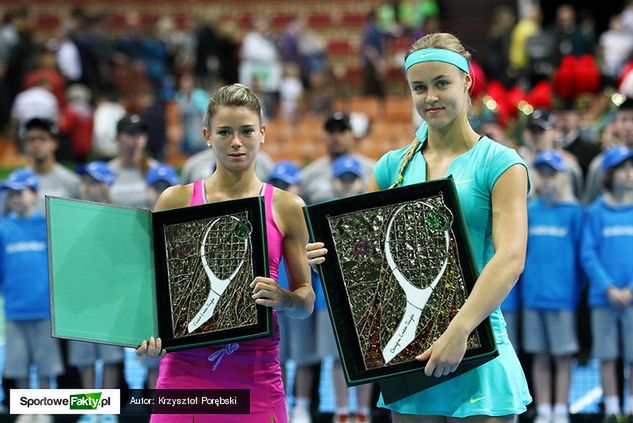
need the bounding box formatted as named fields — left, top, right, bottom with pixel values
left=252, top=190, right=315, bottom=319
left=419, top=164, right=528, bottom=376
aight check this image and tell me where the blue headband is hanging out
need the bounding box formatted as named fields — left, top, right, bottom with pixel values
left=404, top=48, right=470, bottom=74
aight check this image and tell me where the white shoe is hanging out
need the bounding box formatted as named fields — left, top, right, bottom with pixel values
left=553, top=414, right=570, bottom=423
left=291, top=406, right=312, bottom=423
left=534, top=415, right=551, bottom=423
left=15, top=415, right=35, bottom=423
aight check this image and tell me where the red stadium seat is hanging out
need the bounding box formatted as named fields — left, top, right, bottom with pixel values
left=35, top=14, right=60, bottom=31
left=341, top=12, right=366, bottom=28
left=327, top=40, right=353, bottom=56
left=307, top=12, right=333, bottom=29
left=272, top=13, right=294, bottom=30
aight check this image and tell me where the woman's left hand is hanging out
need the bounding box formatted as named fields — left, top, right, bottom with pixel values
left=250, top=276, right=289, bottom=310
left=415, top=325, right=468, bottom=377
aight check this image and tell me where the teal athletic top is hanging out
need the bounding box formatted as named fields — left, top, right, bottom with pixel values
left=374, top=136, right=533, bottom=417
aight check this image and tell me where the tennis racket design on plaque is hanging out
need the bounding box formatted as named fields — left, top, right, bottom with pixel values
left=327, top=193, right=481, bottom=370
left=163, top=211, right=256, bottom=338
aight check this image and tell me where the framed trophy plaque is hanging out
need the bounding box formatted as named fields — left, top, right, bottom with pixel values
left=47, top=195, right=271, bottom=351
left=304, top=177, right=498, bottom=400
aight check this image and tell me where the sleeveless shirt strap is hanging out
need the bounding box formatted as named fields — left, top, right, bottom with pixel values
left=191, top=180, right=204, bottom=204
left=263, top=183, right=274, bottom=211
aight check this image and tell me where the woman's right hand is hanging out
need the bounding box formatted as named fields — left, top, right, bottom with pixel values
left=136, top=336, right=167, bottom=359
left=306, top=242, right=327, bottom=267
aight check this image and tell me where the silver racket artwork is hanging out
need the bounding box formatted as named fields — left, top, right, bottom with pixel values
left=382, top=201, right=452, bottom=363
left=187, top=216, right=250, bottom=333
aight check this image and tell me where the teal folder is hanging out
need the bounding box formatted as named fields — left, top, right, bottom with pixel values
left=47, top=197, right=157, bottom=347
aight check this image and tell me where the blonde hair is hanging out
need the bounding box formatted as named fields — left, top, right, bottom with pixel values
left=203, top=83, right=263, bottom=129
left=391, top=33, right=471, bottom=188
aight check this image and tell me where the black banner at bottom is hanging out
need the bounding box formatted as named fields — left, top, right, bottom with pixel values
left=123, top=389, right=250, bottom=414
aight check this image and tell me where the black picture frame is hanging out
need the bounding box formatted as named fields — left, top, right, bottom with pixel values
left=152, top=196, right=272, bottom=351
left=304, top=177, right=498, bottom=401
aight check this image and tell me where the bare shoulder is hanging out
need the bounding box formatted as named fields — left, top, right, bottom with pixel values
left=272, top=187, right=305, bottom=213
left=271, top=187, right=306, bottom=233
left=154, top=183, right=194, bottom=212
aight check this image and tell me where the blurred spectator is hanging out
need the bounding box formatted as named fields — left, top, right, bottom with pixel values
left=307, top=71, right=333, bottom=117
left=485, top=6, right=516, bottom=85
left=298, top=28, right=327, bottom=80
left=0, top=169, right=64, bottom=399
left=598, top=15, right=633, bottom=83
left=399, top=0, right=440, bottom=34
left=215, top=20, right=240, bottom=86
left=54, top=23, right=82, bottom=84
left=2, top=8, right=37, bottom=127
left=301, top=112, right=375, bottom=205
left=521, top=109, right=584, bottom=199
left=73, top=14, right=111, bottom=90
left=22, top=118, right=80, bottom=214
left=108, top=114, right=159, bottom=208
left=584, top=98, right=633, bottom=204
left=239, top=18, right=282, bottom=116
left=91, top=90, right=126, bottom=160
left=136, top=86, right=168, bottom=161
left=522, top=151, right=583, bottom=423
left=58, top=84, right=93, bottom=163
left=23, top=48, right=66, bottom=108
left=193, top=16, right=218, bottom=87
left=280, top=15, right=303, bottom=68
left=510, top=4, right=542, bottom=75
left=549, top=4, right=595, bottom=59
left=175, top=73, right=209, bottom=154
left=10, top=78, right=58, bottom=142
left=0, top=10, right=21, bottom=64
left=581, top=146, right=633, bottom=420
left=553, top=103, right=602, bottom=178
left=360, top=10, right=386, bottom=99
left=279, top=64, right=303, bottom=122
left=141, top=21, right=170, bottom=98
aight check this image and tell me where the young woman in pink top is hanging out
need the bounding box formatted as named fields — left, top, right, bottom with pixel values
left=136, top=83, right=315, bottom=423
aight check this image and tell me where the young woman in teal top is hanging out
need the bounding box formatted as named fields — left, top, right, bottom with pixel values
left=307, top=32, right=532, bottom=421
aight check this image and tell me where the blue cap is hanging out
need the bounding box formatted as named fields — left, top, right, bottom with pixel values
left=602, top=146, right=633, bottom=171
left=2, top=169, right=39, bottom=191
left=269, top=161, right=302, bottom=185
left=533, top=150, right=566, bottom=172
left=146, top=164, right=180, bottom=187
left=332, top=155, right=362, bottom=178
left=78, top=161, right=115, bottom=186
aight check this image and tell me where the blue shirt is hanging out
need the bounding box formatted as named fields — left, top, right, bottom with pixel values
left=521, top=198, right=584, bottom=310
left=581, top=197, right=633, bottom=307
left=0, top=212, right=51, bottom=320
